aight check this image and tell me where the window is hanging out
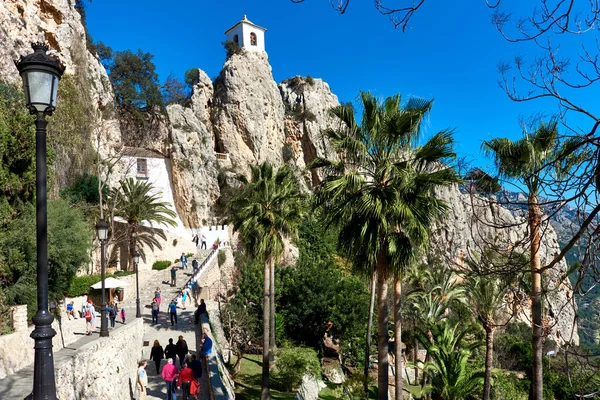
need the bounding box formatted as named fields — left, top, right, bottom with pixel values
left=250, top=32, right=257, bottom=46
left=233, top=34, right=239, bottom=44
left=137, top=158, right=148, bottom=177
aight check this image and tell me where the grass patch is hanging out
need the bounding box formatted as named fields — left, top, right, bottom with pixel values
left=232, top=355, right=296, bottom=400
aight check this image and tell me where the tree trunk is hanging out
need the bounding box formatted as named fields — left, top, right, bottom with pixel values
left=269, top=257, right=276, bottom=363
left=529, top=194, right=543, bottom=400
left=394, top=276, right=403, bottom=400
left=376, top=254, right=389, bottom=400
left=364, top=271, right=377, bottom=398
left=128, top=224, right=136, bottom=271
left=483, top=326, right=494, bottom=400
left=261, top=259, right=271, bottom=400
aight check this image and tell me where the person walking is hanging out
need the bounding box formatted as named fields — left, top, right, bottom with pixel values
left=176, top=335, right=189, bottom=368
left=181, top=289, right=188, bottom=310
left=137, top=360, right=148, bottom=400
left=120, top=307, right=126, bottom=324
left=165, top=338, right=177, bottom=361
left=200, top=233, right=207, bottom=250
left=161, top=358, right=178, bottom=400
left=151, top=298, right=159, bottom=325
left=180, top=252, right=188, bottom=269
left=177, top=362, right=195, bottom=400
left=192, top=259, right=199, bottom=275
left=170, top=266, right=177, bottom=287
left=108, top=302, right=117, bottom=328
left=155, top=287, right=162, bottom=307
left=192, top=233, right=199, bottom=248
left=169, top=299, right=178, bottom=326
left=84, top=300, right=95, bottom=335
left=188, top=353, right=202, bottom=380
left=150, top=340, right=164, bottom=374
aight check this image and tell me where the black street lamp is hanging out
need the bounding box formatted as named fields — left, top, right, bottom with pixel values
left=15, top=42, right=64, bottom=400
left=95, top=219, right=109, bottom=337
left=134, top=250, right=141, bottom=318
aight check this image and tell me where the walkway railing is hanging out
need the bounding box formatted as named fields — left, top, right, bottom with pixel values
left=170, top=248, right=218, bottom=304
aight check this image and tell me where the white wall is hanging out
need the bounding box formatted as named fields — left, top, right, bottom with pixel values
left=226, top=23, right=265, bottom=52
left=121, top=156, right=188, bottom=238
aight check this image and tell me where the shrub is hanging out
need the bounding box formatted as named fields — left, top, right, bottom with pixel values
left=222, top=41, right=243, bottom=58
left=113, top=270, right=135, bottom=277
left=491, top=373, right=528, bottom=400
left=274, top=346, right=321, bottom=392
left=68, top=274, right=103, bottom=297
left=282, top=143, right=295, bottom=162
left=152, top=261, right=171, bottom=271
left=172, top=238, right=178, bottom=246
left=218, top=249, right=227, bottom=266
left=305, top=75, right=315, bottom=86
left=186, top=252, right=194, bottom=258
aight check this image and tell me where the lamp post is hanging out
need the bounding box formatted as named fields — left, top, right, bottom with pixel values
left=134, top=250, right=141, bottom=318
left=95, top=219, right=109, bottom=337
left=15, top=42, right=64, bottom=400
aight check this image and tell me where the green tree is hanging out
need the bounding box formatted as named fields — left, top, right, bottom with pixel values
left=0, top=82, right=47, bottom=222
left=111, top=178, right=177, bottom=270
left=310, top=92, right=459, bottom=399
left=482, top=120, right=559, bottom=400
left=463, top=275, right=508, bottom=400
left=162, top=73, right=188, bottom=105
left=227, top=162, right=306, bottom=400
left=0, top=200, right=91, bottom=319
left=184, top=68, right=200, bottom=91
left=415, top=320, right=483, bottom=400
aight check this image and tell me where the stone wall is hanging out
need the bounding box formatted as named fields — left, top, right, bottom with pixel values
left=0, top=305, right=86, bottom=379
left=55, top=318, right=144, bottom=400
left=201, top=311, right=235, bottom=400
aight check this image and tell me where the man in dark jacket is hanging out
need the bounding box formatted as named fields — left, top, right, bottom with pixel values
left=164, top=338, right=178, bottom=362
left=188, top=354, right=202, bottom=380
left=194, top=299, right=207, bottom=324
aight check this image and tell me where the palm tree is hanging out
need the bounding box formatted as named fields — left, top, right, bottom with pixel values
left=415, top=320, right=483, bottom=400
left=463, top=275, right=508, bottom=400
left=227, top=162, right=305, bottom=400
left=482, top=120, right=559, bottom=400
left=311, top=92, right=459, bottom=399
left=112, top=178, right=177, bottom=269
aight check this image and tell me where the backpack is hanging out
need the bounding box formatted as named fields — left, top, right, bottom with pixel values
left=85, top=309, right=92, bottom=321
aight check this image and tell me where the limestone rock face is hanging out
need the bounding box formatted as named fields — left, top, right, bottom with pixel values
left=0, top=0, right=123, bottom=179
left=279, top=76, right=339, bottom=187
left=167, top=100, right=220, bottom=227
left=429, top=185, right=578, bottom=345
left=212, top=51, right=285, bottom=172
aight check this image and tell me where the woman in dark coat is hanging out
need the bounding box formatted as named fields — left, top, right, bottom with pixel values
left=149, top=339, right=164, bottom=374
left=176, top=335, right=189, bottom=368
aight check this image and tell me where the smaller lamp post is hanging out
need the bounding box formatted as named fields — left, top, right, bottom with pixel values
left=134, top=250, right=141, bottom=318
left=95, top=219, right=109, bottom=337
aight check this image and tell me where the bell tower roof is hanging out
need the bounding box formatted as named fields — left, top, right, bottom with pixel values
left=224, top=15, right=267, bottom=34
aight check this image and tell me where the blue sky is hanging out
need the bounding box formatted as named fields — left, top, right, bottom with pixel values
left=85, top=0, right=598, bottom=166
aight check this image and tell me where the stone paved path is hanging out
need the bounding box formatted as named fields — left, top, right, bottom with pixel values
left=132, top=260, right=210, bottom=400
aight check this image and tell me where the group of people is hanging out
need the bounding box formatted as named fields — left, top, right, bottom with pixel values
left=139, top=328, right=213, bottom=400
left=76, top=299, right=126, bottom=335
left=191, top=233, right=208, bottom=250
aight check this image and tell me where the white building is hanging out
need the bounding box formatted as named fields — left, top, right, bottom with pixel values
left=224, top=15, right=267, bottom=52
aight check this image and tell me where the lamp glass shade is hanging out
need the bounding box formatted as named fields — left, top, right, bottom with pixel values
left=95, top=220, right=109, bottom=241
left=133, top=252, right=141, bottom=265
left=21, top=70, right=58, bottom=113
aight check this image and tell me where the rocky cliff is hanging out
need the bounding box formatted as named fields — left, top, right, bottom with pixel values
left=0, top=0, right=578, bottom=343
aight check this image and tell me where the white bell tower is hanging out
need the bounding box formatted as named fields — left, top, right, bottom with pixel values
left=224, top=15, right=267, bottom=53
